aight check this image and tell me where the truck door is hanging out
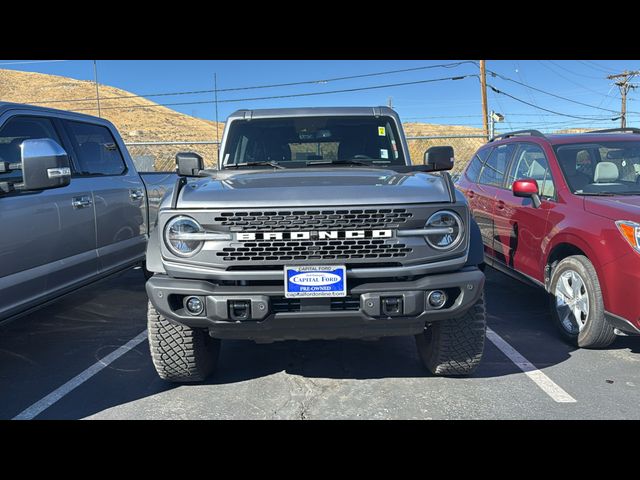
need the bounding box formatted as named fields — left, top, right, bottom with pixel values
left=493, top=142, right=556, bottom=281
left=0, top=115, right=97, bottom=319
left=62, top=120, right=146, bottom=275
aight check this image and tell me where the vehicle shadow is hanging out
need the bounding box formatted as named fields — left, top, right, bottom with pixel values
left=1, top=267, right=638, bottom=419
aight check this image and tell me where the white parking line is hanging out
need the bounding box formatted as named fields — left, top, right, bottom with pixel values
left=486, top=327, right=576, bottom=403
left=13, top=330, right=148, bottom=420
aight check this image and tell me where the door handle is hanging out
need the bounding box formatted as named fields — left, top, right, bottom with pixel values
left=130, top=189, right=144, bottom=201
left=72, top=196, right=93, bottom=209
left=497, top=200, right=505, bottom=210
left=468, top=190, right=475, bottom=198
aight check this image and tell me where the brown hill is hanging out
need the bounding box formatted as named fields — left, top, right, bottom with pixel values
left=0, top=69, right=486, bottom=170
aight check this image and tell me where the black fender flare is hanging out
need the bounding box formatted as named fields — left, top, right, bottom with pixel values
left=464, top=217, right=485, bottom=267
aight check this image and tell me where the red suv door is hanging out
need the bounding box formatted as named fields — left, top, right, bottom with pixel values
left=493, top=142, right=557, bottom=282
left=470, top=143, right=516, bottom=260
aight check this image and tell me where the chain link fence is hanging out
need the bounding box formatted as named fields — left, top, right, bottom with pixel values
left=126, top=135, right=487, bottom=174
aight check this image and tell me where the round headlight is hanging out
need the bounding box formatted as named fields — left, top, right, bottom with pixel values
left=164, top=216, right=204, bottom=257
left=425, top=210, right=463, bottom=250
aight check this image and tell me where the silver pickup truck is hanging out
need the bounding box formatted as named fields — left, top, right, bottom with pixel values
left=0, top=102, right=176, bottom=323
left=145, top=107, right=487, bottom=382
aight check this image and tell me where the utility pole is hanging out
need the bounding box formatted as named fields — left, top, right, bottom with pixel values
left=214, top=72, right=220, bottom=158
left=480, top=60, right=489, bottom=139
left=607, top=70, right=640, bottom=128
left=93, top=60, right=101, bottom=118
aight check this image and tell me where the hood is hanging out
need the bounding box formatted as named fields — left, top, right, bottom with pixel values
left=177, top=167, right=454, bottom=208
left=584, top=195, right=640, bottom=222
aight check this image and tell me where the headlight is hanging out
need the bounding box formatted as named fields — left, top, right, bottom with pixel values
left=164, top=216, right=204, bottom=257
left=616, top=220, right=640, bottom=254
left=424, top=210, right=464, bottom=250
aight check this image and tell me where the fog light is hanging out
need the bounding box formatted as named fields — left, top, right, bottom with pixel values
left=427, top=290, right=447, bottom=309
left=185, top=296, right=204, bottom=315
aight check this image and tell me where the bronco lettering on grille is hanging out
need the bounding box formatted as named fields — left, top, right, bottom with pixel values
left=236, top=230, right=393, bottom=241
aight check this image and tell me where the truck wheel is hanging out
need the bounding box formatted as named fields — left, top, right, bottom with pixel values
left=415, top=293, right=486, bottom=376
left=549, top=255, right=615, bottom=348
left=147, top=302, right=220, bottom=382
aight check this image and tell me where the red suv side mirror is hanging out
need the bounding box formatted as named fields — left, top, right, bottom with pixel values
left=512, top=179, right=541, bottom=208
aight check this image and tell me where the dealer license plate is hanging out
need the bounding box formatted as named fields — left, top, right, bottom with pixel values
left=284, top=265, right=347, bottom=298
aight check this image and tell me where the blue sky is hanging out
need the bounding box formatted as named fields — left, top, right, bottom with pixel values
left=1, top=59, right=639, bottom=132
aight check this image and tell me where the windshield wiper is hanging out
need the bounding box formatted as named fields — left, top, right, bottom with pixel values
left=225, top=161, right=285, bottom=169
left=306, top=159, right=376, bottom=167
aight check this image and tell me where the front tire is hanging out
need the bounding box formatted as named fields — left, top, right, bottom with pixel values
left=148, top=302, right=221, bottom=382
left=548, top=255, right=615, bottom=348
left=415, top=293, right=486, bottom=376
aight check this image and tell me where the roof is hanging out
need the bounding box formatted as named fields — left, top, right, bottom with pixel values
left=490, top=129, right=640, bottom=147
left=227, top=106, right=400, bottom=121
left=0, top=101, right=109, bottom=124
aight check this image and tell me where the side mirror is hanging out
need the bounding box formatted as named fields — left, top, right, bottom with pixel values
left=512, top=178, right=541, bottom=208
left=21, top=138, right=71, bottom=191
left=424, top=146, right=454, bottom=171
left=176, top=152, right=204, bottom=177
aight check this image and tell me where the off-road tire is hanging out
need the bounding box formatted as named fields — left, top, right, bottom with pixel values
left=415, top=293, right=486, bottom=376
left=148, top=302, right=220, bottom=382
left=548, top=255, right=615, bottom=348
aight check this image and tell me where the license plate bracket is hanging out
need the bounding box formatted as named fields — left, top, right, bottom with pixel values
left=284, top=265, right=346, bottom=298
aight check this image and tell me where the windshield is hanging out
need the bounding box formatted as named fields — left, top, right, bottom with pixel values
left=221, top=116, right=406, bottom=168
left=554, top=141, right=640, bottom=195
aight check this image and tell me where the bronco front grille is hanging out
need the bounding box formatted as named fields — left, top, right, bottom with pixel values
left=213, top=208, right=413, bottom=231
left=216, top=239, right=412, bottom=262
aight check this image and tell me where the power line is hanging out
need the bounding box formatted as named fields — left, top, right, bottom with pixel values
left=486, top=66, right=620, bottom=113
left=26, top=61, right=477, bottom=106
left=577, top=60, right=621, bottom=75
left=0, top=60, right=68, bottom=66
left=487, top=84, right=616, bottom=121
left=71, top=74, right=475, bottom=112
left=547, top=60, right=608, bottom=80
left=536, top=60, right=620, bottom=100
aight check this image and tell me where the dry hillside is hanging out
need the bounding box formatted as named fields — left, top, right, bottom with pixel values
left=0, top=69, right=485, bottom=171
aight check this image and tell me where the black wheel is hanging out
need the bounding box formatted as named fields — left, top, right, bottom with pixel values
left=147, top=302, right=220, bottom=382
left=415, top=293, right=486, bottom=376
left=549, top=255, right=615, bottom=348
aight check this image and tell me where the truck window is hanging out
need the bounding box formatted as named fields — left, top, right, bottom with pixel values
left=0, top=116, right=62, bottom=185
left=223, top=116, right=406, bottom=166
left=64, top=121, right=126, bottom=176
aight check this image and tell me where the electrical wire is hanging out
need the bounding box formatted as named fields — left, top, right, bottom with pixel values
left=486, top=66, right=620, bottom=113
left=487, top=84, right=616, bottom=121
left=27, top=61, right=477, bottom=106
left=71, top=74, right=475, bottom=112
left=0, top=60, right=68, bottom=66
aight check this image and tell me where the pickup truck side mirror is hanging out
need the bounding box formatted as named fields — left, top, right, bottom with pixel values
left=176, top=152, right=204, bottom=177
left=424, top=146, right=454, bottom=171
left=20, top=138, right=71, bottom=191
left=512, top=178, right=541, bottom=208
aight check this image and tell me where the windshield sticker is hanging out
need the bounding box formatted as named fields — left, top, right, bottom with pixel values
left=378, top=126, right=386, bottom=136
left=380, top=149, right=389, bottom=159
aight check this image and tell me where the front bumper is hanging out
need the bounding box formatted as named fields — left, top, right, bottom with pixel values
left=601, top=251, right=640, bottom=334
left=146, top=267, right=485, bottom=342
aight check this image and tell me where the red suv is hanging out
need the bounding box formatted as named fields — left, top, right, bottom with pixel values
left=457, top=128, right=640, bottom=347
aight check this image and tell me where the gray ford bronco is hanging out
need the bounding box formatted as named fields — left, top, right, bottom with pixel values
left=145, top=107, right=487, bottom=382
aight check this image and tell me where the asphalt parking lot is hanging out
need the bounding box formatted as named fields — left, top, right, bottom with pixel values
left=1, top=266, right=638, bottom=420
